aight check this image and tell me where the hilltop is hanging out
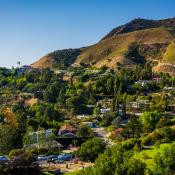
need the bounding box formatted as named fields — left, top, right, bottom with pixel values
left=31, top=17, right=175, bottom=74
left=101, top=18, right=175, bottom=40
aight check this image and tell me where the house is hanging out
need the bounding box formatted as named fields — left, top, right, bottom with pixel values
left=24, top=129, right=55, bottom=148
left=127, top=100, right=150, bottom=110
left=82, top=122, right=98, bottom=128
left=76, top=115, right=90, bottom=119
left=113, top=128, right=124, bottom=137
left=58, top=124, right=77, bottom=137
left=86, top=105, right=96, bottom=108
left=128, top=102, right=139, bottom=109
left=100, top=108, right=110, bottom=114
left=120, top=119, right=130, bottom=126
left=134, top=80, right=152, bottom=87
left=18, top=65, right=42, bottom=75
left=71, top=63, right=79, bottom=67
left=29, top=129, right=53, bottom=142
left=134, top=112, right=143, bottom=117
left=167, top=104, right=175, bottom=112
left=18, top=65, right=33, bottom=75
left=163, top=87, right=175, bottom=91
left=152, top=77, right=162, bottom=84
left=97, top=99, right=112, bottom=108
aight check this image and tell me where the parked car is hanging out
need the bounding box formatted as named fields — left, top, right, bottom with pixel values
left=57, top=154, right=72, bottom=161
left=51, top=155, right=60, bottom=161
left=47, top=155, right=55, bottom=160
left=55, top=159, right=64, bottom=163
left=37, top=155, right=47, bottom=161
left=0, top=156, right=8, bottom=163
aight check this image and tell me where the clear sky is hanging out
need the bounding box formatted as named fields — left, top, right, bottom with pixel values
left=0, top=0, right=175, bottom=68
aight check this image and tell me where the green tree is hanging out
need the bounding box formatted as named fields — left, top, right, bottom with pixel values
left=77, top=138, right=106, bottom=162
left=0, top=124, right=17, bottom=153
left=101, top=112, right=114, bottom=127
left=90, top=144, right=146, bottom=175
left=124, top=116, right=142, bottom=138
left=76, top=124, right=94, bottom=138
left=140, top=111, right=163, bottom=132
left=93, top=106, right=100, bottom=117
left=106, top=76, right=114, bottom=94
left=126, top=158, right=146, bottom=175
left=6, top=152, right=40, bottom=175
left=44, top=82, right=60, bottom=103
left=153, top=143, right=175, bottom=175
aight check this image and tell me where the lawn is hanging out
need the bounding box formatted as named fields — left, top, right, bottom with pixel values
left=134, top=143, right=172, bottom=170
left=64, top=171, right=80, bottom=175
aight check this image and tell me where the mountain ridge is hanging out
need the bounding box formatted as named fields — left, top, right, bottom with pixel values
left=31, top=17, right=175, bottom=74
left=101, top=17, right=175, bottom=41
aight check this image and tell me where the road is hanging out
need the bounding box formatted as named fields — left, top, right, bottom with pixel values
left=93, top=127, right=115, bottom=146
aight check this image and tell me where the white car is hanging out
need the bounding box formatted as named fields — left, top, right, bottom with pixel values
left=37, top=155, right=47, bottom=161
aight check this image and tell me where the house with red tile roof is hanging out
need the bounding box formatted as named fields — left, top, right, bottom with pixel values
left=58, top=124, right=77, bottom=137
left=113, top=128, right=124, bottom=137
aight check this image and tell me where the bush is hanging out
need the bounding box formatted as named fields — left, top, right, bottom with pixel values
left=154, top=141, right=161, bottom=148
left=142, top=152, right=150, bottom=160
left=82, top=144, right=146, bottom=175
left=156, top=118, right=175, bottom=129
left=4, top=152, right=41, bottom=175
left=142, top=127, right=175, bottom=146
left=153, top=143, right=175, bottom=175
left=142, top=135, right=152, bottom=146
left=126, top=158, right=146, bottom=175
left=0, top=165, right=5, bottom=175
left=31, top=148, right=48, bottom=155
left=9, top=149, right=24, bottom=158
left=76, top=124, right=94, bottom=138
left=122, top=138, right=141, bottom=150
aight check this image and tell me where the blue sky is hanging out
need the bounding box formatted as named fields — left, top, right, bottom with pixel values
left=0, top=0, right=175, bottom=67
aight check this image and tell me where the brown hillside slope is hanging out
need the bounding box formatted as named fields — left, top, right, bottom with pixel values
left=75, top=27, right=174, bottom=68
left=31, top=49, right=81, bottom=69
left=31, top=54, right=55, bottom=69
left=153, top=41, right=175, bottom=74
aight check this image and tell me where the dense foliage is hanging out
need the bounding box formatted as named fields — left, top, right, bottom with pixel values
left=77, top=138, right=106, bottom=162
left=0, top=63, right=175, bottom=174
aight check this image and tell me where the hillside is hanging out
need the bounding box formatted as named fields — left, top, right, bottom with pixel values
left=75, top=27, right=174, bottom=68
left=162, top=41, right=175, bottom=64
left=101, top=17, right=175, bottom=40
left=31, top=49, right=81, bottom=69
left=31, top=17, right=175, bottom=74
left=153, top=41, right=175, bottom=74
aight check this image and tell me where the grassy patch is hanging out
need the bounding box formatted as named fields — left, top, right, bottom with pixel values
left=134, top=143, right=172, bottom=170
left=162, top=42, right=175, bottom=64
left=64, top=170, right=80, bottom=175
